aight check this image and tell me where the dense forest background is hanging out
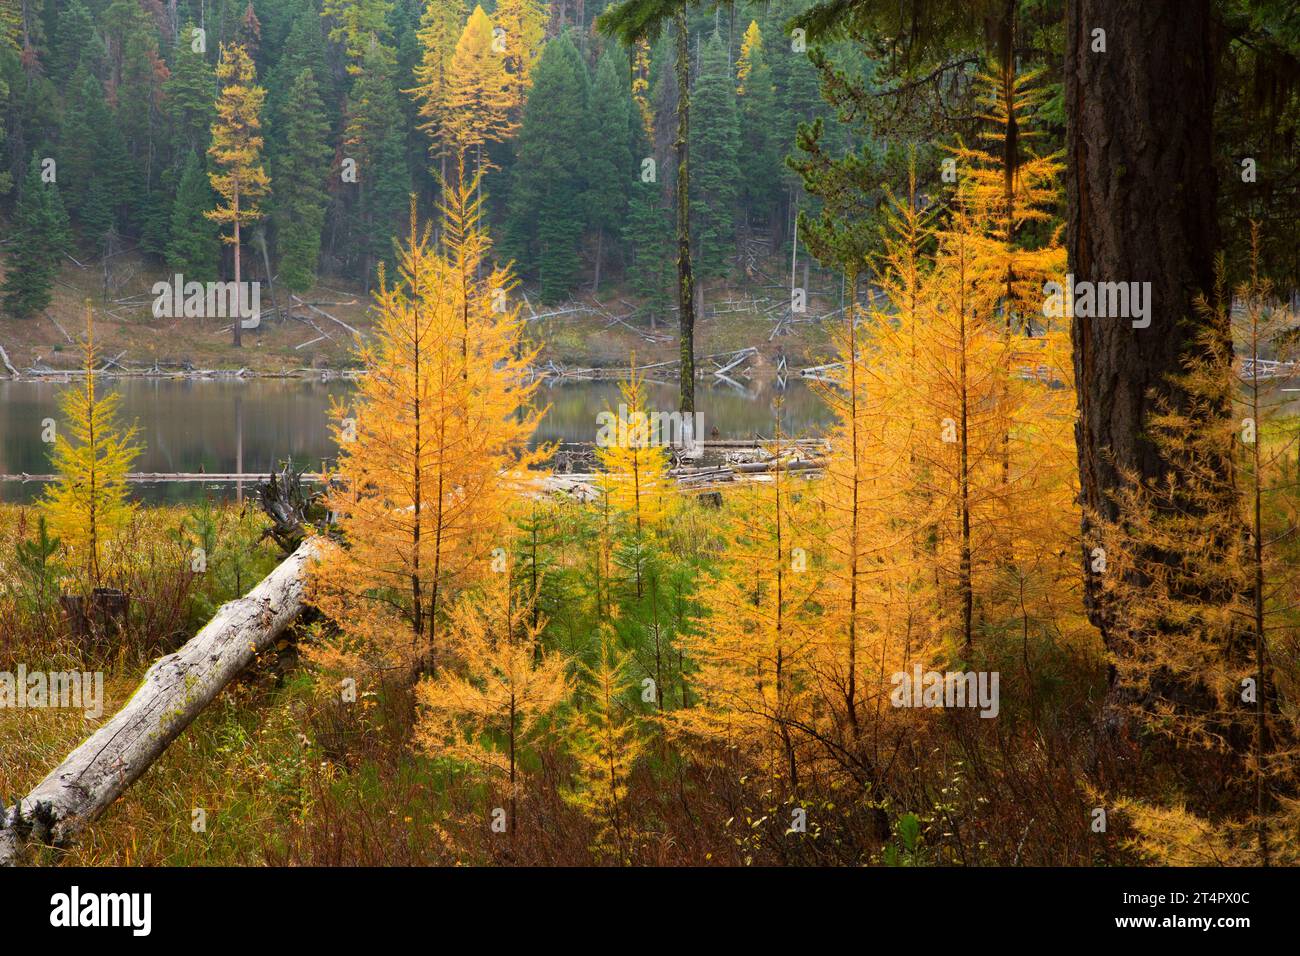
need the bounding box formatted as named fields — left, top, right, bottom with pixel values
left=0, top=2, right=1294, bottom=321
left=0, top=0, right=871, bottom=319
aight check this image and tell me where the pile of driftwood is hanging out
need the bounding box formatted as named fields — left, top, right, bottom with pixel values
left=532, top=346, right=762, bottom=388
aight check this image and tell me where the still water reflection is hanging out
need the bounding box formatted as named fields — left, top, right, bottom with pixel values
left=0, top=376, right=834, bottom=503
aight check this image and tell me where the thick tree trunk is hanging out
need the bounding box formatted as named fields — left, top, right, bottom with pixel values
left=1065, top=0, right=1220, bottom=640
left=674, top=8, right=696, bottom=415
left=0, top=539, right=319, bottom=866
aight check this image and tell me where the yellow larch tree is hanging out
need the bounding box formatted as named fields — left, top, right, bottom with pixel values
left=810, top=177, right=935, bottom=745
left=735, top=20, right=763, bottom=95
left=310, top=190, right=544, bottom=682
left=804, top=165, right=1080, bottom=791
left=414, top=568, right=571, bottom=836
left=631, top=37, right=653, bottom=142
left=407, top=0, right=468, bottom=181
left=914, top=204, right=1015, bottom=655
left=41, top=304, right=141, bottom=587
left=492, top=0, right=546, bottom=124
left=594, top=359, right=676, bottom=599
left=206, top=42, right=270, bottom=348
left=947, top=61, right=1065, bottom=326
left=1102, top=231, right=1300, bottom=865
left=440, top=157, right=492, bottom=377
left=442, top=5, right=514, bottom=178
left=678, top=413, right=821, bottom=792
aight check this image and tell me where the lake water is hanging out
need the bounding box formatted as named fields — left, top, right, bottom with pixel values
left=0, top=376, right=834, bottom=503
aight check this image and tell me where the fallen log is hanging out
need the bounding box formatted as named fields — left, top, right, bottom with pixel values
left=0, top=538, right=320, bottom=866
left=0, top=343, right=18, bottom=379
left=291, top=295, right=362, bottom=338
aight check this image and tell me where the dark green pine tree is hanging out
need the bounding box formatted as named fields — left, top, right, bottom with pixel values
left=585, top=48, right=633, bottom=294
left=623, top=180, right=674, bottom=325
left=0, top=66, right=14, bottom=198
left=166, top=151, right=222, bottom=282
left=736, top=22, right=781, bottom=235
left=80, top=178, right=115, bottom=244
left=49, top=0, right=99, bottom=86
left=104, top=0, right=166, bottom=231
left=59, top=63, right=109, bottom=221
left=264, top=4, right=332, bottom=162
left=764, top=2, right=826, bottom=249
left=165, top=23, right=218, bottom=159
left=345, top=39, right=411, bottom=287
left=505, top=34, right=590, bottom=304
left=689, top=31, right=740, bottom=279
left=274, top=68, right=331, bottom=293
left=60, top=64, right=135, bottom=240
left=1, top=155, right=72, bottom=320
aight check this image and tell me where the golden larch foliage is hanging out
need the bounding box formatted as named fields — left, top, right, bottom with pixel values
left=414, top=569, right=571, bottom=834
left=736, top=20, right=763, bottom=95
left=677, top=416, right=821, bottom=791
left=442, top=5, right=514, bottom=170
left=309, top=180, right=544, bottom=682
left=41, top=304, right=141, bottom=586
left=492, top=0, right=546, bottom=122
left=407, top=0, right=469, bottom=159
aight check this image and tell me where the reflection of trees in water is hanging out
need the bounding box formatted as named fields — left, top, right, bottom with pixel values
left=0, top=377, right=836, bottom=503
left=539, top=378, right=834, bottom=447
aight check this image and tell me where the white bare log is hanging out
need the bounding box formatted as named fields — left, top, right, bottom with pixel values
left=291, top=295, right=362, bottom=338
left=0, top=343, right=19, bottom=379
left=0, top=539, right=320, bottom=866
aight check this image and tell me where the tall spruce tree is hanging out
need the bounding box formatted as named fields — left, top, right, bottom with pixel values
left=504, top=33, right=589, bottom=303
left=59, top=63, right=110, bottom=221
left=623, top=179, right=674, bottom=324
left=689, top=30, right=740, bottom=278
left=165, top=23, right=218, bottom=159
left=274, top=68, right=332, bottom=293
left=343, top=38, right=411, bottom=286
left=265, top=4, right=332, bottom=161
left=166, top=150, right=222, bottom=282
left=585, top=48, right=633, bottom=293
left=1, top=154, right=71, bottom=320
left=50, top=0, right=97, bottom=85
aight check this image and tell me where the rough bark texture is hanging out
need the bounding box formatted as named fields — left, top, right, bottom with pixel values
left=0, top=539, right=319, bottom=866
left=1066, top=0, right=1220, bottom=637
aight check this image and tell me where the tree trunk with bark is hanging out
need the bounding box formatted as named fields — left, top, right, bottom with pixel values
left=1066, top=0, right=1221, bottom=641
left=674, top=8, right=696, bottom=415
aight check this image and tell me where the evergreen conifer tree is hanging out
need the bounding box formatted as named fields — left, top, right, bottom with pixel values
left=1, top=155, right=71, bottom=320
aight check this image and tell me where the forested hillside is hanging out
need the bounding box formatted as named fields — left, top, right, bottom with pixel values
left=0, top=0, right=859, bottom=327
